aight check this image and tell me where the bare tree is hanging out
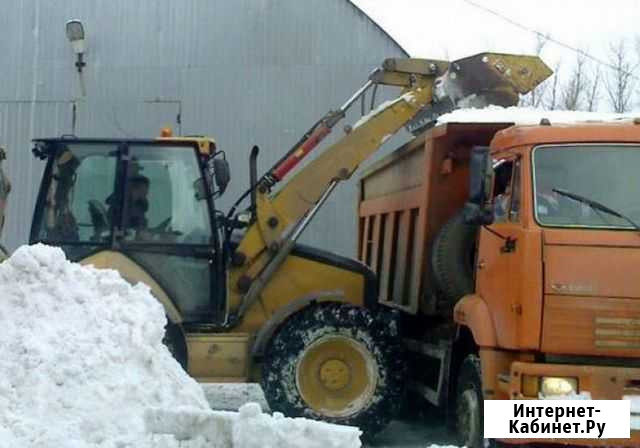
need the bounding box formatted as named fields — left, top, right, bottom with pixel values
left=605, top=39, right=637, bottom=113
left=586, top=68, right=601, bottom=112
left=561, top=51, right=590, bottom=111
left=519, top=34, right=550, bottom=108
left=545, top=61, right=562, bottom=110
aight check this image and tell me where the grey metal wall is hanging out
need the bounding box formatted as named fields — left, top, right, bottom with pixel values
left=0, top=0, right=409, bottom=256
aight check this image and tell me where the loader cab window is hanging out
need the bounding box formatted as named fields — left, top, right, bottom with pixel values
left=122, top=146, right=212, bottom=244
left=35, top=144, right=118, bottom=243
left=492, top=159, right=521, bottom=223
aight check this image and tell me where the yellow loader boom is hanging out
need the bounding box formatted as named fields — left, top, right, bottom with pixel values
left=228, top=52, right=551, bottom=321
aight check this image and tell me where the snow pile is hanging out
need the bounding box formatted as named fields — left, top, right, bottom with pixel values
left=437, top=105, right=638, bottom=126
left=0, top=244, right=210, bottom=447
left=0, top=244, right=362, bottom=447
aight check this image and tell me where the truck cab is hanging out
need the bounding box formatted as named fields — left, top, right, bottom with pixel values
left=463, top=119, right=640, bottom=445
left=358, top=118, right=640, bottom=446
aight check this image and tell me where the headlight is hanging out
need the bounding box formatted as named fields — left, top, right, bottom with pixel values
left=541, top=377, right=578, bottom=397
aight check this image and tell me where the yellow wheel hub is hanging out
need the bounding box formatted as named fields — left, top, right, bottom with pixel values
left=319, top=359, right=351, bottom=391
left=296, top=335, right=377, bottom=418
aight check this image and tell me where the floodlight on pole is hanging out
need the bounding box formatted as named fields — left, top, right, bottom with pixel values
left=66, top=20, right=86, bottom=54
left=65, top=19, right=87, bottom=100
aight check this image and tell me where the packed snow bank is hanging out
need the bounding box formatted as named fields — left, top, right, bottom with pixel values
left=0, top=244, right=362, bottom=447
left=147, top=403, right=362, bottom=448
left=437, top=105, right=638, bottom=126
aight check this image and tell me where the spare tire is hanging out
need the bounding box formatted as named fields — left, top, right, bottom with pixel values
left=431, top=210, right=478, bottom=309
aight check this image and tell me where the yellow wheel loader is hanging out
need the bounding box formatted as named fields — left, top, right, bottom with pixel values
left=28, top=53, right=550, bottom=435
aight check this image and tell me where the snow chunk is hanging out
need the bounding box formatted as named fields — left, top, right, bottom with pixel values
left=437, top=105, right=638, bottom=126
left=146, top=403, right=362, bottom=448
left=202, top=383, right=270, bottom=412
left=353, top=90, right=418, bottom=129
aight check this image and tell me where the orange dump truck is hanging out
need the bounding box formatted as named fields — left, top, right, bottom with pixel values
left=357, top=118, right=640, bottom=446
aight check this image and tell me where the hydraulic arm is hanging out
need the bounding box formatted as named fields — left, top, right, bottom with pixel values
left=227, top=53, right=551, bottom=321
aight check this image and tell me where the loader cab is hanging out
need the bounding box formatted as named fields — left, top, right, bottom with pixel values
left=30, top=137, right=229, bottom=323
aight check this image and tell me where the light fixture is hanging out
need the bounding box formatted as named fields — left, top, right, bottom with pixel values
left=66, top=20, right=86, bottom=54
left=65, top=20, right=86, bottom=75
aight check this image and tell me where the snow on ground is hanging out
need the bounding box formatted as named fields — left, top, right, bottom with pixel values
left=437, top=105, right=638, bottom=126
left=0, top=244, right=361, bottom=447
left=202, top=383, right=270, bottom=412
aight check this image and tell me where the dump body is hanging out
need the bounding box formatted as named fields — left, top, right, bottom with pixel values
left=358, top=122, right=510, bottom=314
left=358, top=120, right=640, bottom=446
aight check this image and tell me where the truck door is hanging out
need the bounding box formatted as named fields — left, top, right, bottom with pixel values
left=476, top=157, right=540, bottom=349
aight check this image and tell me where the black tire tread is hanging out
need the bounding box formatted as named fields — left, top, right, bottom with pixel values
left=431, top=211, right=477, bottom=308
left=261, top=302, right=404, bottom=437
left=455, top=354, right=483, bottom=448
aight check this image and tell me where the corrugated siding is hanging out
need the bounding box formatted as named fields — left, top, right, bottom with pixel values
left=0, top=0, right=408, bottom=255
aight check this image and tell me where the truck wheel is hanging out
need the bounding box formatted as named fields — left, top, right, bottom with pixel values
left=431, top=210, right=477, bottom=309
left=163, top=321, right=188, bottom=371
left=455, top=355, right=484, bottom=448
left=262, top=303, right=403, bottom=436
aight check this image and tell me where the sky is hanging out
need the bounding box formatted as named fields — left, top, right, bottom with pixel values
left=351, top=0, right=639, bottom=111
left=351, top=0, right=639, bottom=63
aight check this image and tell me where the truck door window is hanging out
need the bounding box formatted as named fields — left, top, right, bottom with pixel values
left=509, top=160, right=521, bottom=222
left=492, top=160, right=513, bottom=223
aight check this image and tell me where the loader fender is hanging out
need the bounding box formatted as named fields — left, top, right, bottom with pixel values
left=251, top=290, right=347, bottom=357
left=80, top=250, right=183, bottom=324
left=453, top=294, right=496, bottom=348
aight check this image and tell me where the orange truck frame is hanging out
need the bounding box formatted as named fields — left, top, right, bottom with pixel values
left=357, top=119, right=640, bottom=446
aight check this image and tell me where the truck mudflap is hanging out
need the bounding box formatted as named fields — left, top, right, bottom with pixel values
left=499, top=361, right=640, bottom=446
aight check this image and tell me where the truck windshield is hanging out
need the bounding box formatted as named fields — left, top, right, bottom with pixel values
left=533, top=144, right=640, bottom=229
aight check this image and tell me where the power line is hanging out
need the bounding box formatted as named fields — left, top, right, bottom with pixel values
left=461, top=0, right=640, bottom=81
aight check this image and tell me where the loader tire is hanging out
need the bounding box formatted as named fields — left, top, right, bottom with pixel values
left=163, top=321, right=188, bottom=371
left=431, top=210, right=477, bottom=309
left=261, top=303, right=403, bottom=437
left=454, top=355, right=484, bottom=448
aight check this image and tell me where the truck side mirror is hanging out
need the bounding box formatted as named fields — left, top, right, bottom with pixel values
left=213, top=158, right=230, bottom=194
left=464, top=145, right=494, bottom=225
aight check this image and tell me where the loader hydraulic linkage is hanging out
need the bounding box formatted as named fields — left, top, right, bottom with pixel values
left=225, top=52, right=551, bottom=324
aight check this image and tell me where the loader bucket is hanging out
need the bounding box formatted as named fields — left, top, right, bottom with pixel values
left=407, top=52, right=552, bottom=134
left=445, top=52, right=553, bottom=105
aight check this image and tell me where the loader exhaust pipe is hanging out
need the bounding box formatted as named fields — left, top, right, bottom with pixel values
left=249, top=145, right=259, bottom=223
